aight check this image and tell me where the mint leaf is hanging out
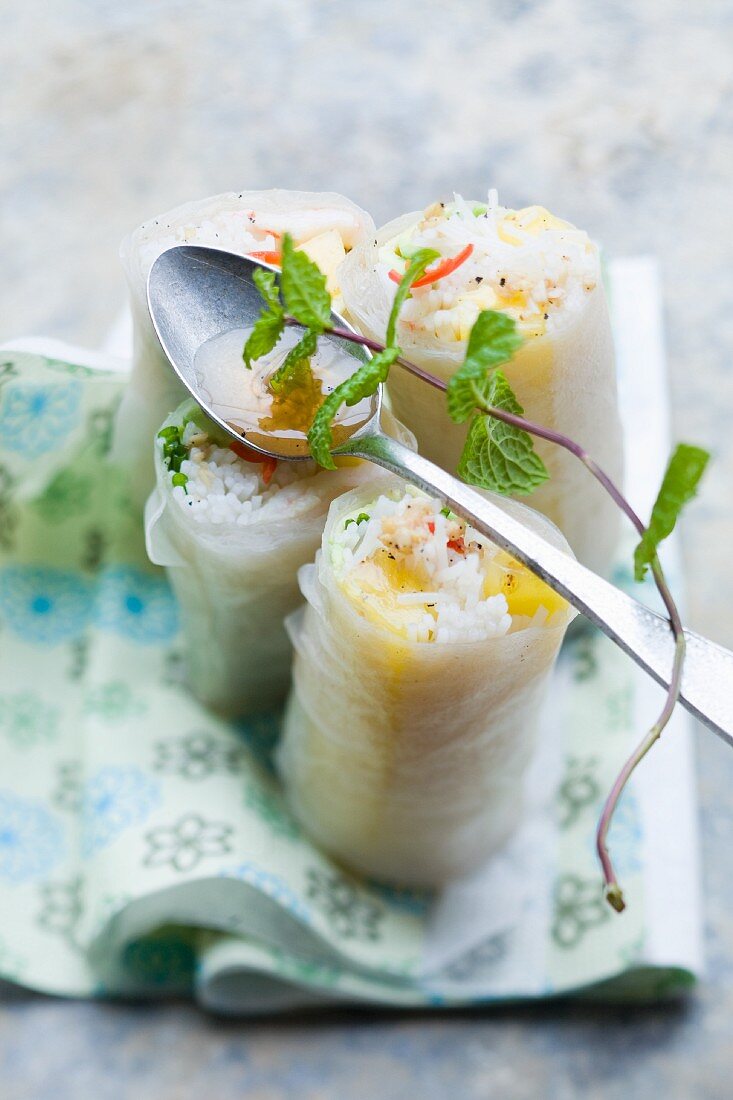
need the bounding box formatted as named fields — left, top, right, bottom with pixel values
left=280, top=233, right=332, bottom=331
left=253, top=267, right=282, bottom=312
left=242, top=267, right=285, bottom=369
left=269, top=329, right=318, bottom=393
left=308, top=347, right=400, bottom=468
left=385, top=247, right=439, bottom=348
left=457, top=370, right=549, bottom=495
left=447, top=310, right=523, bottom=423
left=633, top=443, right=710, bottom=581
left=243, top=312, right=285, bottom=369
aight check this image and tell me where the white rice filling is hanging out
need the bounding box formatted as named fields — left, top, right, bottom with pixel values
left=331, top=486, right=514, bottom=644
left=377, top=191, right=599, bottom=343
left=163, top=431, right=321, bottom=526
left=136, top=213, right=276, bottom=283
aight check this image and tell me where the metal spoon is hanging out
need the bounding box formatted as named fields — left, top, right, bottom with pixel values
left=147, top=244, right=733, bottom=745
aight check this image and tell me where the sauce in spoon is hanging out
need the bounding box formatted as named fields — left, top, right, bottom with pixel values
left=194, top=327, right=373, bottom=457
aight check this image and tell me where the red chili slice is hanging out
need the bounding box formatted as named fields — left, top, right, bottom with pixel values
left=230, top=440, right=278, bottom=485
left=447, top=536, right=466, bottom=554
left=260, top=456, right=278, bottom=486
left=247, top=250, right=282, bottom=266
left=230, top=440, right=262, bottom=463
left=388, top=243, right=474, bottom=289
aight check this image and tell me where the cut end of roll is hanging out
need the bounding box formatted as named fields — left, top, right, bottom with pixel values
left=330, top=483, right=570, bottom=644
left=375, top=194, right=600, bottom=345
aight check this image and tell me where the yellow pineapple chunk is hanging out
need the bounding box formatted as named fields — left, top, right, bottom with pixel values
left=482, top=551, right=567, bottom=618
left=297, top=229, right=347, bottom=296
left=341, top=549, right=432, bottom=637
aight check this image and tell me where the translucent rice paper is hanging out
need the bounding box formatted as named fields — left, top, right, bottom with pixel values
left=339, top=212, right=624, bottom=577
left=113, top=189, right=375, bottom=504
left=277, top=478, right=577, bottom=888
left=145, top=407, right=413, bottom=718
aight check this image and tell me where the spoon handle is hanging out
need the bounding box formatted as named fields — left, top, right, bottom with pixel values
left=337, top=431, right=733, bottom=745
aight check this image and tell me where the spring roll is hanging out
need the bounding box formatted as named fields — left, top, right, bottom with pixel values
left=146, top=394, right=413, bottom=717
left=339, top=194, right=623, bottom=576
left=277, top=479, right=577, bottom=887
left=113, top=189, right=375, bottom=503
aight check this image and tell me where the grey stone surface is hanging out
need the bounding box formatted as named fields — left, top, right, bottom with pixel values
left=2, top=0, right=733, bottom=1096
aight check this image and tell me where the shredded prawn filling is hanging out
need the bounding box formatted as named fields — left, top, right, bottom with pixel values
left=332, top=486, right=559, bottom=644
left=377, top=191, right=599, bottom=343
left=164, top=424, right=321, bottom=527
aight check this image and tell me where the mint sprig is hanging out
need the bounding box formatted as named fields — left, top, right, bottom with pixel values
left=305, top=251, right=436, bottom=467
left=243, top=240, right=442, bottom=468
left=457, top=371, right=549, bottom=495
left=385, top=248, right=439, bottom=347
left=446, top=310, right=523, bottom=423
left=244, top=234, right=333, bottom=390
left=307, top=347, right=399, bottom=469
left=242, top=269, right=285, bottom=369
left=634, top=443, right=710, bottom=581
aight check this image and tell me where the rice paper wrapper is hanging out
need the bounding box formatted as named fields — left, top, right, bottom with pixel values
left=339, top=212, right=624, bottom=578
left=145, top=405, right=414, bottom=717
left=0, top=259, right=703, bottom=1010
left=112, top=189, right=375, bottom=504
left=277, top=480, right=576, bottom=887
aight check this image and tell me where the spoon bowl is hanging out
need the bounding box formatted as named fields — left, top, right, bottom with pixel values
left=147, top=244, right=733, bottom=745
left=147, top=244, right=382, bottom=459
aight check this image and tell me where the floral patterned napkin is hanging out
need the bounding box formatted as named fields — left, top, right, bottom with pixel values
left=0, top=259, right=703, bottom=1012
